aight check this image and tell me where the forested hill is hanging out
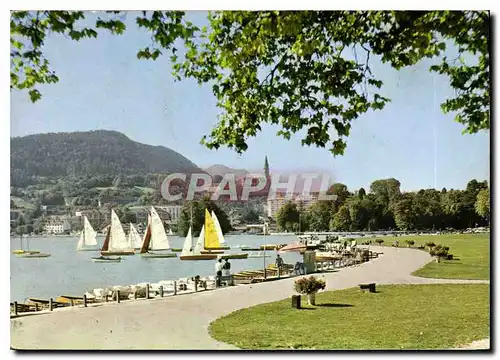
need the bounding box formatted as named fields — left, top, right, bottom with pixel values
left=11, top=130, right=202, bottom=178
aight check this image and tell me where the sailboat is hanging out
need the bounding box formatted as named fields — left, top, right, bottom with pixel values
left=76, top=216, right=99, bottom=251
left=100, top=210, right=135, bottom=256
left=12, top=234, right=40, bottom=254
left=15, top=236, right=50, bottom=258
left=180, top=205, right=218, bottom=260
left=200, top=210, right=225, bottom=254
left=202, top=210, right=247, bottom=259
left=128, top=223, right=143, bottom=250
left=211, top=211, right=230, bottom=250
left=140, top=207, right=177, bottom=258
left=179, top=227, right=218, bottom=260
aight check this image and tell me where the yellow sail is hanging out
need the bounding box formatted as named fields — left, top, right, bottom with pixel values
left=204, top=209, right=221, bottom=249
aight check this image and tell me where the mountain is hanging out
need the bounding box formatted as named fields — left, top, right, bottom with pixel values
left=11, top=130, right=203, bottom=178
left=204, top=164, right=248, bottom=181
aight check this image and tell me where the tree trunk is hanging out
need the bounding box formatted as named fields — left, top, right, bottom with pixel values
left=435, top=256, right=440, bottom=263
left=307, top=292, right=316, bottom=306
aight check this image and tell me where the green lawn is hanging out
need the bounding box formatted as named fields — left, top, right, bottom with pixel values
left=209, top=284, right=489, bottom=350
left=379, top=234, right=490, bottom=280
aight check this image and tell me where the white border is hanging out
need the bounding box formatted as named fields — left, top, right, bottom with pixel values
left=2, top=2, right=497, bottom=359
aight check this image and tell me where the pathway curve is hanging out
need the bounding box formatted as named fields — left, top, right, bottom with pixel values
left=10, top=246, right=489, bottom=350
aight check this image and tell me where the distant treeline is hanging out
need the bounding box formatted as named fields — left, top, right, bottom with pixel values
left=275, top=178, right=490, bottom=232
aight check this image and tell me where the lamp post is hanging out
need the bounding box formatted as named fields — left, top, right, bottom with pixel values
left=263, top=221, right=267, bottom=279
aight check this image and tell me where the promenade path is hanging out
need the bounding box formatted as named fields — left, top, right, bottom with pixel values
left=10, top=246, right=488, bottom=350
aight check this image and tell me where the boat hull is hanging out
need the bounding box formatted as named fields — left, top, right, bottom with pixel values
left=180, top=254, right=218, bottom=260
left=204, top=246, right=230, bottom=251
left=260, top=245, right=277, bottom=250
left=247, top=252, right=270, bottom=258
left=16, top=253, right=51, bottom=258
left=101, top=250, right=135, bottom=256
left=220, top=253, right=249, bottom=259
left=200, top=250, right=225, bottom=254
left=12, top=250, right=40, bottom=255
left=92, top=256, right=122, bottom=263
left=140, top=252, right=177, bottom=258
left=241, top=247, right=261, bottom=251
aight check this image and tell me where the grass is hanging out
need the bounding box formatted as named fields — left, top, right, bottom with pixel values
left=209, top=284, right=489, bottom=350
left=378, top=234, right=490, bottom=280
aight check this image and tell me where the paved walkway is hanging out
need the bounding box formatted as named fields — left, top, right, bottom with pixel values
left=10, top=246, right=489, bottom=350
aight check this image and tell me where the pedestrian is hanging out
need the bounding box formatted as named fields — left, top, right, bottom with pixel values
left=275, top=254, right=284, bottom=271
left=222, top=258, right=231, bottom=276
left=215, top=258, right=223, bottom=287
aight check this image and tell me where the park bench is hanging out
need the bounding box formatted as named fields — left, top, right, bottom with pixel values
left=359, top=283, right=376, bottom=293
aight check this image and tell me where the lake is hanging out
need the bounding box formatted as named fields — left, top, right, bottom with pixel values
left=10, top=234, right=300, bottom=302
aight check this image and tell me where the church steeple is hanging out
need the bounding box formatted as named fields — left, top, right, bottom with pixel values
left=264, top=156, right=269, bottom=178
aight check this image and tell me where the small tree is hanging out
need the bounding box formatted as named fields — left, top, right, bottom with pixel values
left=375, top=239, right=384, bottom=245
left=429, top=244, right=450, bottom=263
left=425, top=242, right=436, bottom=249
left=405, top=240, right=415, bottom=248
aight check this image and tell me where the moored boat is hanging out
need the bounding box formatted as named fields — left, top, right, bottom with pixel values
left=16, top=252, right=51, bottom=258
left=247, top=251, right=270, bottom=258
left=241, top=246, right=261, bottom=251
left=218, top=253, right=248, bottom=260
left=260, top=244, right=278, bottom=250
left=92, top=255, right=122, bottom=263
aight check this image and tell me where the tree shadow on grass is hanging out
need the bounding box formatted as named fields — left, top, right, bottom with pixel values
left=316, top=303, right=353, bottom=308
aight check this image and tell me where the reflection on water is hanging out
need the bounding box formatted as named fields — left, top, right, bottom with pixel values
left=10, top=235, right=300, bottom=302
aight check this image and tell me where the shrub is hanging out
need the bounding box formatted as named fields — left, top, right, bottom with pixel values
left=425, top=242, right=436, bottom=249
left=406, top=240, right=415, bottom=247
left=375, top=239, right=384, bottom=245
left=294, top=276, right=326, bottom=295
left=429, top=244, right=450, bottom=259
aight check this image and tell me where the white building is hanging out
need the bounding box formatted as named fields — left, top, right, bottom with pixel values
left=157, top=205, right=183, bottom=224
left=44, top=220, right=71, bottom=234
left=266, top=192, right=320, bottom=218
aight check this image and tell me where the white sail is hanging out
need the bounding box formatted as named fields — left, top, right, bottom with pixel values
left=150, top=207, right=171, bottom=250
left=76, top=232, right=85, bottom=250
left=129, top=223, right=143, bottom=249
left=211, top=211, right=226, bottom=244
left=181, top=227, right=193, bottom=256
left=108, top=210, right=130, bottom=250
left=194, top=225, right=205, bottom=254
left=77, top=216, right=98, bottom=250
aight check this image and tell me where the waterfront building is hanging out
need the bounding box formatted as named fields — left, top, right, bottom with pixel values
left=44, top=219, right=71, bottom=234
left=266, top=192, right=320, bottom=218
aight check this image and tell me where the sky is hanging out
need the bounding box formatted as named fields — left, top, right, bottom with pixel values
left=10, top=11, right=490, bottom=192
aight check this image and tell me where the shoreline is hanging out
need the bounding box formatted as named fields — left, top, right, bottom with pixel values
left=10, top=246, right=489, bottom=350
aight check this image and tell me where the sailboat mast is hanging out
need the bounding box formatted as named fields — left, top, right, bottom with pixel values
left=83, top=216, right=85, bottom=245
left=190, top=202, right=193, bottom=228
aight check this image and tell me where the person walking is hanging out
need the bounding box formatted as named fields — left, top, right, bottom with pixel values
left=275, top=254, right=284, bottom=271
left=215, top=258, right=223, bottom=287
left=222, top=258, right=231, bottom=277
